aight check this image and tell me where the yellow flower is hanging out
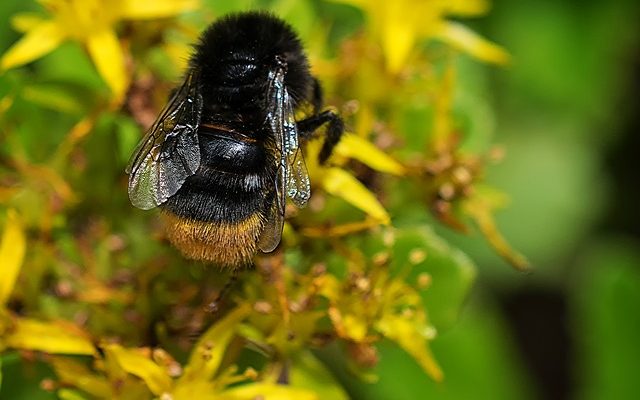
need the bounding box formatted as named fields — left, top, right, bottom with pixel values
left=0, top=209, right=25, bottom=306
left=328, top=0, right=509, bottom=72
left=1, top=0, right=198, bottom=103
left=305, top=133, right=406, bottom=228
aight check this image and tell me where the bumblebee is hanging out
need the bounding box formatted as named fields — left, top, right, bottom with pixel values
left=126, top=12, right=343, bottom=268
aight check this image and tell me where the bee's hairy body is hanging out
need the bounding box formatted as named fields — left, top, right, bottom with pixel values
left=127, top=12, right=344, bottom=268
left=161, top=124, right=275, bottom=267
left=160, top=13, right=311, bottom=267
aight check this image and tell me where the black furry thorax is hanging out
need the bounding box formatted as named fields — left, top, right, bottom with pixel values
left=190, top=12, right=313, bottom=130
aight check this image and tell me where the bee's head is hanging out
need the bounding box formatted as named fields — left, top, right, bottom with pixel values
left=191, top=12, right=313, bottom=106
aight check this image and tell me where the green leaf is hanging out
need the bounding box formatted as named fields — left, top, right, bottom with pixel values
left=480, top=133, right=606, bottom=278
left=115, top=115, right=142, bottom=166
left=273, top=0, right=315, bottom=42
left=318, top=297, right=534, bottom=400
left=21, top=83, right=85, bottom=114
left=391, top=226, right=476, bottom=329
left=37, top=42, right=104, bottom=90
left=202, top=0, right=256, bottom=16
left=289, top=351, right=349, bottom=400
left=0, top=353, right=57, bottom=400
left=571, top=240, right=640, bottom=400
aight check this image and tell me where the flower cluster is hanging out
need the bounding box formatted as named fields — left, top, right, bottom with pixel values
left=0, top=0, right=524, bottom=398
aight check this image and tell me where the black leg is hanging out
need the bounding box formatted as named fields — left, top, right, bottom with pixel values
left=311, top=78, right=323, bottom=114
left=205, top=269, right=240, bottom=313
left=298, top=76, right=344, bottom=164
left=297, top=110, right=344, bottom=164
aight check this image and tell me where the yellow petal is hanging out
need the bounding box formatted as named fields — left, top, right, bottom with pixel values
left=462, top=193, right=530, bottom=271
left=219, top=383, right=319, bottom=400
left=177, top=305, right=250, bottom=386
left=119, top=0, right=199, bottom=19
left=289, top=351, right=350, bottom=400
left=0, top=21, right=65, bottom=71
left=51, top=357, right=112, bottom=398
left=171, top=380, right=218, bottom=400
left=301, top=218, right=383, bottom=238
left=54, top=117, right=97, bottom=164
left=335, top=135, right=406, bottom=176
left=432, top=61, right=455, bottom=153
left=11, top=13, right=46, bottom=33
left=0, top=210, right=26, bottom=305
left=103, top=344, right=173, bottom=395
left=57, top=389, right=97, bottom=400
left=5, top=318, right=95, bottom=355
left=376, top=315, right=443, bottom=381
left=0, top=95, right=14, bottom=115
left=321, top=168, right=390, bottom=224
left=437, top=22, right=511, bottom=65
left=447, top=0, right=490, bottom=16
left=354, top=104, right=375, bottom=138
left=317, top=274, right=341, bottom=300
left=381, top=4, right=415, bottom=73
left=86, top=29, right=128, bottom=102
left=341, top=314, right=368, bottom=341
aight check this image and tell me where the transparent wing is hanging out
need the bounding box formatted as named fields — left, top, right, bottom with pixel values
left=257, top=66, right=311, bottom=252
left=266, top=67, right=311, bottom=207
left=258, top=193, right=285, bottom=253
left=280, top=84, right=311, bottom=208
left=126, top=70, right=203, bottom=210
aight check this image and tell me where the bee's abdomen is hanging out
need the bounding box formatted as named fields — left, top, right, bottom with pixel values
left=161, top=210, right=264, bottom=268
left=159, top=128, right=275, bottom=266
left=161, top=177, right=265, bottom=222
left=162, top=134, right=272, bottom=223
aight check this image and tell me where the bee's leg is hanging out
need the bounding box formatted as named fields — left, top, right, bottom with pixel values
left=205, top=269, right=241, bottom=314
left=297, top=110, right=344, bottom=164
left=311, top=77, right=324, bottom=114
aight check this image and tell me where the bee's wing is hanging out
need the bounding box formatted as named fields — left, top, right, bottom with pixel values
left=257, top=67, right=311, bottom=252
left=280, top=83, right=311, bottom=208
left=258, top=150, right=309, bottom=253
left=126, top=70, right=203, bottom=210
left=258, top=190, right=285, bottom=253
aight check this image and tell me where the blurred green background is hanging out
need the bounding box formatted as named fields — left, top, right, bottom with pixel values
left=431, top=0, right=640, bottom=399
left=1, top=0, right=640, bottom=399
